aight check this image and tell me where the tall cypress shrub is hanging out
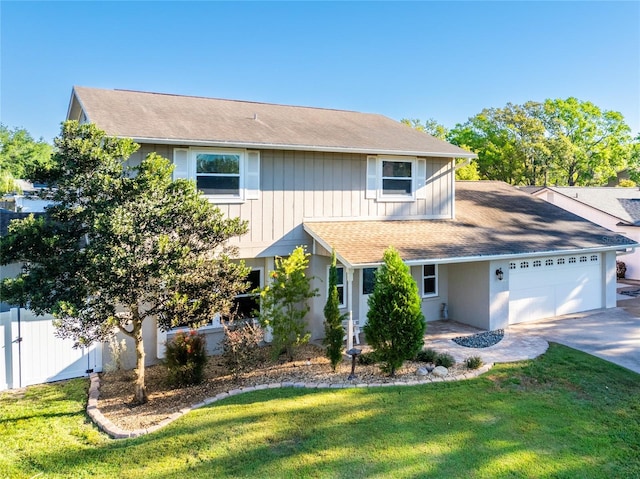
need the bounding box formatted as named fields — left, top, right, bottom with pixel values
left=323, top=251, right=346, bottom=371
left=363, top=246, right=426, bottom=376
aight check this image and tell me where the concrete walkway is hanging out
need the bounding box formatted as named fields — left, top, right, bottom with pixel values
left=425, top=320, right=549, bottom=365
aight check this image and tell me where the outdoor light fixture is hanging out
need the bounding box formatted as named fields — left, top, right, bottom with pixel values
left=495, top=268, right=504, bottom=281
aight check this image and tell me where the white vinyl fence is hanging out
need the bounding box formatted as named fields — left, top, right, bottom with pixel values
left=0, top=308, right=102, bottom=391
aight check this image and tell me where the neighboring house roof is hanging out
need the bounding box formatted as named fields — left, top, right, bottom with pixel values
left=0, top=209, right=35, bottom=236
left=69, top=86, right=476, bottom=159
left=538, top=187, right=640, bottom=226
left=304, top=181, right=635, bottom=267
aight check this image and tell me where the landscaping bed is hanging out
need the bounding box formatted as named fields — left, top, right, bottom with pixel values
left=98, top=343, right=466, bottom=431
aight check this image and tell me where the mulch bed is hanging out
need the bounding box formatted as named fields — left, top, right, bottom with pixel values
left=98, top=343, right=465, bottom=431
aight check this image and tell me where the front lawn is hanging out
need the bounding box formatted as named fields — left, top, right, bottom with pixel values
left=2, top=343, right=639, bottom=478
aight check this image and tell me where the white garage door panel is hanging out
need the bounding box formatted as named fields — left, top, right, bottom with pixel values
left=509, top=255, right=602, bottom=324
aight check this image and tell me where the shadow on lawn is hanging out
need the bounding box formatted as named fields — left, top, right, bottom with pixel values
left=27, top=344, right=640, bottom=478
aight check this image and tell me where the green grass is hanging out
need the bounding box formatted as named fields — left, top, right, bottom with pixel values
left=2, top=343, right=639, bottom=478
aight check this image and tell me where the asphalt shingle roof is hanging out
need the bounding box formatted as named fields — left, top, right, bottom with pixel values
left=304, top=181, right=635, bottom=266
left=545, top=187, right=640, bottom=225
left=71, top=86, right=475, bottom=158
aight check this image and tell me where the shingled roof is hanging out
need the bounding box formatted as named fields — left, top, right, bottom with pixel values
left=304, top=181, right=636, bottom=267
left=69, top=86, right=475, bottom=158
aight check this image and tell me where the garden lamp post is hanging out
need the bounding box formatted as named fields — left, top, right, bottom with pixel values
left=346, top=347, right=361, bottom=380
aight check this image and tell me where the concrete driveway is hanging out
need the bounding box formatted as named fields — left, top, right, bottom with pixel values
left=509, top=297, right=640, bottom=374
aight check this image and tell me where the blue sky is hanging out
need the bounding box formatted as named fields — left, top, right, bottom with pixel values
left=1, top=1, right=639, bottom=143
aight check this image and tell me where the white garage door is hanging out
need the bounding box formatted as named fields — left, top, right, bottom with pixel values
left=509, top=254, right=602, bottom=324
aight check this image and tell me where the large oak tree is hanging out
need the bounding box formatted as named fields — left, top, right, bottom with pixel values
left=0, top=121, right=249, bottom=404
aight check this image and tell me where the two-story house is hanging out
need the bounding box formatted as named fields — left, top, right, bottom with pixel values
left=67, top=86, right=635, bottom=363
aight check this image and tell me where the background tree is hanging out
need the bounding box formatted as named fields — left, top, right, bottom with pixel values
left=259, top=246, right=318, bottom=360
left=363, top=247, right=425, bottom=376
left=0, top=121, right=249, bottom=404
left=447, top=98, right=636, bottom=186
left=0, top=124, right=54, bottom=181
left=323, top=251, right=346, bottom=371
left=402, top=118, right=480, bottom=181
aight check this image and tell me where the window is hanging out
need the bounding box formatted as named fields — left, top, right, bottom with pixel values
left=557, top=258, right=565, bottom=265
left=579, top=256, right=587, bottom=263
left=533, top=260, right=542, bottom=267
left=196, top=153, right=241, bottom=197
left=590, top=255, right=598, bottom=262
left=520, top=261, right=529, bottom=268
left=232, top=269, right=262, bottom=320
left=173, top=147, right=260, bottom=202
left=569, top=257, right=576, bottom=264
left=365, top=156, right=425, bottom=202
left=422, top=264, right=438, bottom=297
left=545, top=259, right=554, bottom=266
left=328, top=265, right=346, bottom=308
left=362, top=268, right=377, bottom=295
left=509, top=262, right=516, bottom=270
left=382, top=160, right=412, bottom=196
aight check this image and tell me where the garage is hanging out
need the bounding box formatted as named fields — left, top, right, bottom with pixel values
left=509, top=253, right=602, bottom=324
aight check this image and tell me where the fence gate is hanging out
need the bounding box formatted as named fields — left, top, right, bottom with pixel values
left=0, top=308, right=102, bottom=391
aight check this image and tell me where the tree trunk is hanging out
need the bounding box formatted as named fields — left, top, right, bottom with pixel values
left=119, top=308, right=148, bottom=404
left=133, top=325, right=148, bottom=404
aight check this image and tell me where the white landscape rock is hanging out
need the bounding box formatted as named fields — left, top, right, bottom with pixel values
left=432, top=366, right=448, bottom=377
left=416, top=367, right=429, bottom=376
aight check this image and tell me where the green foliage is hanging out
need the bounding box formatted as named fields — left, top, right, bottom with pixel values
left=401, top=118, right=448, bottom=140
left=357, top=350, right=380, bottom=365
left=435, top=352, right=456, bottom=368
left=164, top=330, right=208, bottom=386
left=323, top=251, right=346, bottom=371
left=362, top=247, right=426, bottom=376
left=222, top=320, right=265, bottom=380
left=0, top=124, right=54, bottom=181
left=0, top=169, right=22, bottom=195
left=414, top=348, right=438, bottom=363
left=455, top=159, right=481, bottom=181
left=0, top=121, right=249, bottom=403
left=465, top=355, right=483, bottom=369
left=259, top=246, right=319, bottom=360
left=447, top=98, right=637, bottom=186
left=618, top=178, right=636, bottom=187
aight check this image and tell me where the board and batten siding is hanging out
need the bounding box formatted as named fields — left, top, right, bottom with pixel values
left=136, top=146, right=454, bottom=258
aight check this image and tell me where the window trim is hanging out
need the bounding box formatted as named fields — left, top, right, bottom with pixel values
left=380, top=158, right=414, bottom=200
left=174, top=147, right=260, bottom=204
left=367, top=155, right=419, bottom=202
left=327, top=264, right=346, bottom=309
left=422, top=264, right=438, bottom=298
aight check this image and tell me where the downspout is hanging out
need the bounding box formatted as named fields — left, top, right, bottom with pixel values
left=346, top=268, right=354, bottom=351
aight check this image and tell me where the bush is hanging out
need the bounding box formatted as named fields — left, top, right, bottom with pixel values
left=165, top=330, right=208, bottom=387
left=435, top=352, right=456, bottom=368
left=358, top=351, right=380, bottom=365
left=415, top=348, right=438, bottom=363
left=222, top=320, right=264, bottom=380
left=324, top=251, right=347, bottom=371
left=617, top=261, right=627, bottom=279
left=465, top=355, right=483, bottom=369
left=363, top=247, right=426, bottom=376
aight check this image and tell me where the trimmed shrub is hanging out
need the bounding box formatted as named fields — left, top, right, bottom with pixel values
left=415, top=348, right=438, bottom=364
left=324, top=251, right=347, bottom=371
left=363, top=247, right=426, bottom=376
left=435, top=352, right=456, bottom=368
left=165, top=330, right=208, bottom=387
left=358, top=351, right=380, bottom=365
left=222, top=320, right=264, bottom=380
left=465, top=355, right=483, bottom=370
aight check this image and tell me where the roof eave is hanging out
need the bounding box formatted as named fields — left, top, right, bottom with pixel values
left=125, top=136, right=478, bottom=159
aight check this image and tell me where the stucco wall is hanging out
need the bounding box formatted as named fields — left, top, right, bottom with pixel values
left=447, top=262, right=491, bottom=329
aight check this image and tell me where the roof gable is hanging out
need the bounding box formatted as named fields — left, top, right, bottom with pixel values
left=69, top=86, right=475, bottom=158
left=541, top=187, right=640, bottom=225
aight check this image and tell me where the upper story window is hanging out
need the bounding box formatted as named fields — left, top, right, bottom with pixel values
left=173, top=147, right=260, bottom=203
left=196, top=153, right=241, bottom=197
left=366, top=155, right=426, bottom=202
left=382, top=160, right=412, bottom=197
left=422, top=264, right=438, bottom=297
